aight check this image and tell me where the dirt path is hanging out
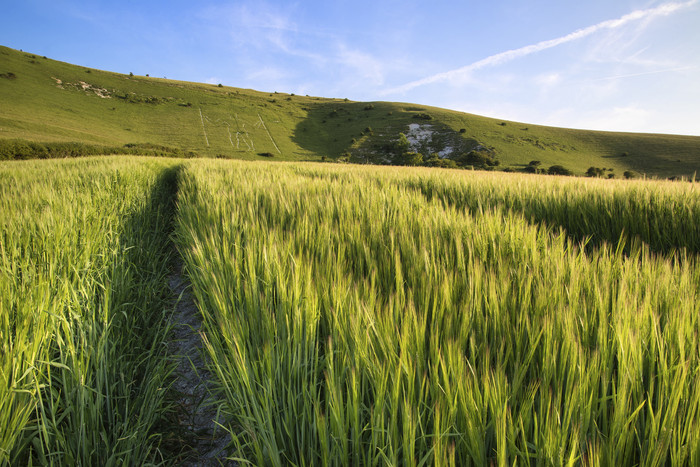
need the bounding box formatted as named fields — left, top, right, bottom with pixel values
left=168, top=261, right=231, bottom=466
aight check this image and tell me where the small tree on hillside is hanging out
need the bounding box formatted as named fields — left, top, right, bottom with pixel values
left=586, top=166, right=605, bottom=177
left=395, top=133, right=410, bottom=154
left=548, top=165, right=573, bottom=176
left=398, top=152, right=424, bottom=166
left=524, top=160, right=543, bottom=174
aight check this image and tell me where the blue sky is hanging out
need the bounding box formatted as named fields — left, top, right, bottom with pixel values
left=2, top=0, right=699, bottom=135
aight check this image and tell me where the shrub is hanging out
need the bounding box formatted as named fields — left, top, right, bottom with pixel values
left=424, top=154, right=458, bottom=169
left=586, top=167, right=605, bottom=177
left=547, top=165, right=573, bottom=176
left=623, top=170, right=637, bottom=179
left=456, top=149, right=499, bottom=169
left=258, top=152, right=275, bottom=158
left=364, top=104, right=375, bottom=111
left=394, top=133, right=410, bottom=155
left=0, top=139, right=196, bottom=160
left=459, top=128, right=466, bottom=133
left=398, top=152, right=424, bottom=166
left=413, top=113, right=433, bottom=120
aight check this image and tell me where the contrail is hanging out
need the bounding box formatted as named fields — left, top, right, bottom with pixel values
left=383, top=0, right=697, bottom=95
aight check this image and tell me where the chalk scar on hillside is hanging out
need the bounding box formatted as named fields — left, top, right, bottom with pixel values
left=198, top=108, right=210, bottom=147
left=257, top=113, right=281, bottom=154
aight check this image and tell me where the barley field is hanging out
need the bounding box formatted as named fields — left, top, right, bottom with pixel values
left=2, top=157, right=699, bottom=465
left=175, top=161, right=700, bottom=466
left=0, top=157, right=178, bottom=465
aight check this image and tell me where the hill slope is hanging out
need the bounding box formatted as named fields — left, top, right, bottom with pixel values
left=1, top=45, right=699, bottom=177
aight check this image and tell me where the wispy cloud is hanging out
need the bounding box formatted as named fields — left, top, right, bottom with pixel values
left=383, top=0, right=698, bottom=95
left=587, top=65, right=697, bottom=82
left=335, top=45, right=386, bottom=86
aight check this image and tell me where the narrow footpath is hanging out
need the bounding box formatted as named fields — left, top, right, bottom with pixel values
left=168, top=260, right=232, bottom=466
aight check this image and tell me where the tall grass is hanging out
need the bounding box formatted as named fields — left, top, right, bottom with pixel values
left=176, top=160, right=700, bottom=465
left=0, top=157, right=178, bottom=465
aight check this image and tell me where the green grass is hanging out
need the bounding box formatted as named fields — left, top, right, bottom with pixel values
left=175, top=160, right=700, bottom=465
left=1, top=45, right=699, bottom=177
left=0, top=157, right=179, bottom=465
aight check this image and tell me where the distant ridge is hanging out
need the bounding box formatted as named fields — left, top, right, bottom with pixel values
left=1, top=45, right=699, bottom=178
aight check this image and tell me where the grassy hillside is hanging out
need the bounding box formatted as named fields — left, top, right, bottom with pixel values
left=1, top=45, right=699, bottom=177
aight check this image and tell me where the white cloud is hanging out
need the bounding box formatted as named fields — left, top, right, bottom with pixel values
left=535, top=72, right=562, bottom=87
left=245, top=66, right=288, bottom=83
left=336, top=46, right=385, bottom=86
left=382, top=0, right=698, bottom=95
left=200, top=2, right=299, bottom=53
left=573, top=105, right=653, bottom=132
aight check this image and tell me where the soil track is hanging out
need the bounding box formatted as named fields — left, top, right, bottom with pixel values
left=168, top=260, right=232, bottom=466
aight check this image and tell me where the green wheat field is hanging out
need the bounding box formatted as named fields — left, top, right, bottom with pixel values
left=1, top=156, right=699, bottom=465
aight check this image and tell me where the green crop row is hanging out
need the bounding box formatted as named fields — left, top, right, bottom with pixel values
left=175, top=160, right=700, bottom=466
left=0, top=157, right=178, bottom=465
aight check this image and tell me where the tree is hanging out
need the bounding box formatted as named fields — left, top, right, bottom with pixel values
left=548, top=165, right=573, bottom=176
left=586, top=166, right=605, bottom=177
left=524, top=160, right=543, bottom=174
left=398, top=152, right=424, bottom=166
left=395, top=133, right=410, bottom=154
left=456, top=149, right=499, bottom=169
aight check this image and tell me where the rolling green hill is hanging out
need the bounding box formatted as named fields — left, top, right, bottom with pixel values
left=1, top=45, right=699, bottom=177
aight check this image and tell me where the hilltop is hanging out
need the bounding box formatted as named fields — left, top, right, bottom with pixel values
left=1, top=45, right=699, bottom=177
